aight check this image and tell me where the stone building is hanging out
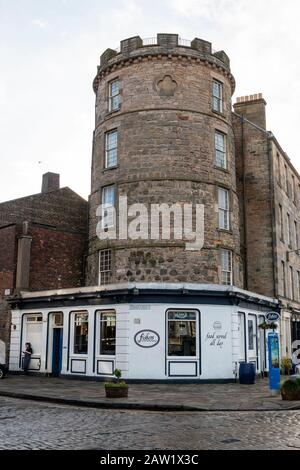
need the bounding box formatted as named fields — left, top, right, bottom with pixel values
left=233, top=96, right=300, bottom=358
left=86, top=33, right=243, bottom=289
left=0, top=173, right=88, bottom=361
left=6, top=34, right=283, bottom=381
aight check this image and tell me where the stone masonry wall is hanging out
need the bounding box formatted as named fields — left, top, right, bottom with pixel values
left=87, top=36, right=243, bottom=287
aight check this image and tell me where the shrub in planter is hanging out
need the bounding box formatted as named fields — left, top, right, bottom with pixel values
left=281, top=379, right=300, bottom=401
left=281, top=357, right=293, bottom=376
left=105, top=369, right=129, bottom=398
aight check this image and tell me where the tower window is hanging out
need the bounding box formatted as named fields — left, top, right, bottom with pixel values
left=108, top=79, right=120, bottom=112
left=218, top=187, right=230, bottom=230
left=212, top=79, right=223, bottom=113
left=102, top=185, right=115, bottom=228
left=105, top=129, right=118, bottom=168
left=221, top=249, right=233, bottom=286
left=99, top=249, right=112, bottom=285
left=215, top=131, right=227, bottom=169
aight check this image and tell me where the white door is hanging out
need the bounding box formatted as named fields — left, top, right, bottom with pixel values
left=247, top=315, right=258, bottom=367
left=238, top=313, right=246, bottom=362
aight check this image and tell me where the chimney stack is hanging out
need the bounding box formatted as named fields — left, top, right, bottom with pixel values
left=234, top=93, right=267, bottom=130
left=41, top=172, right=60, bottom=193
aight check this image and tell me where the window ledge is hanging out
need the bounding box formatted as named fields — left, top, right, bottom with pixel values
left=105, top=108, right=121, bottom=117
left=212, top=109, right=227, bottom=119
left=217, top=228, right=233, bottom=235
left=102, top=165, right=119, bottom=173
left=214, top=165, right=230, bottom=174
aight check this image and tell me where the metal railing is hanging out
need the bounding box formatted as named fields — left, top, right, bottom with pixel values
left=142, top=37, right=157, bottom=46
left=178, top=37, right=191, bottom=47
left=113, top=37, right=218, bottom=54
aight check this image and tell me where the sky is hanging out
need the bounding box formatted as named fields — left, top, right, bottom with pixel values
left=0, top=0, right=299, bottom=202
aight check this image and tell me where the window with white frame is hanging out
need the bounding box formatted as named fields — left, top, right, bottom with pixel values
left=99, top=311, right=116, bottom=355
left=167, top=310, right=197, bottom=357
left=102, top=185, right=115, bottom=228
left=294, top=220, right=298, bottom=251
left=285, top=164, right=288, bottom=194
left=105, top=129, right=118, bottom=168
left=281, top=260, right=286, bottom=297
left=279, top=204, right=284, bottom=241
left=221, top=249, right=232, bottom=285
left=73, top=312, right=89, bottom=355
left=215, top=131, right=226, bottom=169
left=99, top=249, right=112, bottom=285
left=277, top=153, right=281, bottom=186
left=25, top=314, right=43, bottom=356
left=218, top=187, right=230, bottom=230
left=289, top=266, right=294, bottom=300
left=212, top=79, right=223, bottom=113
left=108, top=79, right=120, bottom=112
left=292, top=174, right=296, bottom=202
left=287, top=213, right=291, bottom=248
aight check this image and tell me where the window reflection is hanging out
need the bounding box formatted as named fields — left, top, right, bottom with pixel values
left=168, top=311, right=197, bottom=357
left=74, top=312, right=88, bottom=354
left=100, top=311, right=116, bottom=355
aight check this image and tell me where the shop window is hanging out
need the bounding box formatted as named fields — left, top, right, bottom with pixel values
left=73, top=312, right=89, bottom=354
left=25, top=314, right=43, bottom=355
left=248, top=318, right=254, bottom=350
left=167, top=310, right=197, bottom=357
left=99, top=311, right=116, bottom=355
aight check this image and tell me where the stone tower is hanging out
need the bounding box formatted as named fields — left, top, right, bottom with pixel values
left=86, top=33, right=243, bottom=287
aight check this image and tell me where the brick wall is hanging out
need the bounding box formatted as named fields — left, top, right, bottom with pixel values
left=0, top=225, right=17, bottom=360
left=29, top=224, right=86, bottom=291
left=0, top=187, right=87, bottom=233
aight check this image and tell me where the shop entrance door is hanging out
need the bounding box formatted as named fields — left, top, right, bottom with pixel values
left=52, top=328, right=63, bottom=377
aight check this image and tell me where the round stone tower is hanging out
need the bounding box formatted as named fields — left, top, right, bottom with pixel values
left=86, top=33, right=243, bottom=288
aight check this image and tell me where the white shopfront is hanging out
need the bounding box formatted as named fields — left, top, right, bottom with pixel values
left=9, top=284, right=279, bottom=381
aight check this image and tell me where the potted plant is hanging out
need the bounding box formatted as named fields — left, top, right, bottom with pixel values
left=258, top=321, right=278, bottom=331
left=281, top=357, right=293, bottom=376
left=281, top=379, right=300, bottom=401
left=105, top=369, right=129, bottom=398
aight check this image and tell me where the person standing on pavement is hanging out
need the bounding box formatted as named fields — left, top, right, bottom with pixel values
left=23, top=342, right=33, bottom=375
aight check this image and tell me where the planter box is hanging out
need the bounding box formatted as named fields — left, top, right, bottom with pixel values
left=281, top=390, right=300, bottom=401
left=105, top=386, right=129, bottom=399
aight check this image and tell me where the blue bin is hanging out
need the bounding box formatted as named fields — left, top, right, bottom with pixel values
left=239, top=362, right=256, bottom=384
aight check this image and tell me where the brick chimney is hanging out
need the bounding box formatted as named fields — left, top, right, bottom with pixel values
left=15, top=221, right=32, bottom=291
left=41, top=172, right=60, bottom=193
left=234, top=93, right=267, bottom=130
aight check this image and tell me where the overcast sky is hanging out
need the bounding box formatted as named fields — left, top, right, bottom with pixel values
left=0, top=0, right=299, bottom=202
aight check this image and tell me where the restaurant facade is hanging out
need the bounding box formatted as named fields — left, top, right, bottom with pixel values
left=9, top=283, right=279, bottom=381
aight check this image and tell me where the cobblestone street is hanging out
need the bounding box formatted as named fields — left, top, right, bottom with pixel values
left=1, top=397, right=300, bottom=450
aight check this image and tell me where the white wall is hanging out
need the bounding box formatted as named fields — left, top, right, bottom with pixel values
left=9, top=301, right=275, bottom=380
left=0, top=340, right=5, bottom=364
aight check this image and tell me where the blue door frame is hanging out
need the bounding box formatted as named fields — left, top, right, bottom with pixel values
left=52, top=329, right=63, bottom=377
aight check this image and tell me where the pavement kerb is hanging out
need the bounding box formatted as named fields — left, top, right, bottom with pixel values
left=1, top=390, right=300, bottom=412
